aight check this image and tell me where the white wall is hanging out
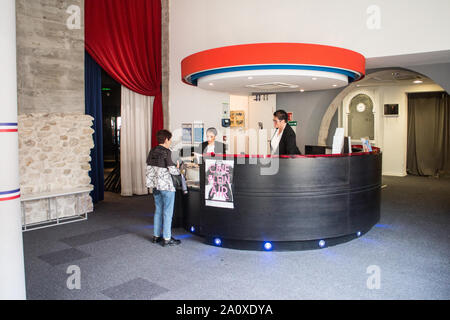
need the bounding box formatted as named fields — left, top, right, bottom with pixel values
left=170, top=0, right=450, bottom=59
left=169, top=0, right=450, bottom=135
left=278, top=88, right=343, bottom=153
left=230, top=95, right=249, bottom=128
left=340, top=83, right=444, bottom=176
left=228, top=95, right=249, bottom=154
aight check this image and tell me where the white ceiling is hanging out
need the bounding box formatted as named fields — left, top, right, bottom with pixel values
left=196, top=69, right=349, bottom=94
left=366, top=50, right=450, bottom=69
left=355, top=69, right=435, bottom=88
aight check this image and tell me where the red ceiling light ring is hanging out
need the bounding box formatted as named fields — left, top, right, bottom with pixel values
left=181, top=43, right=366, bottom=86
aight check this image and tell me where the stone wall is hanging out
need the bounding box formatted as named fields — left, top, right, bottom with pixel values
left=18, top=113, right=94, bottom=225
left=15, top=0, right=88, bottom=225
left=16, top=0, right=85, bottom=114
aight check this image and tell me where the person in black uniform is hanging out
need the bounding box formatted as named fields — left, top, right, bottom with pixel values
left=198, top=127, right=227, bottom=154
left=270, top=110, right=301, bottom=155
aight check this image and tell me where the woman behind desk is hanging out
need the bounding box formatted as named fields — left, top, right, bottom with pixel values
left=199, top=127, right=226, bottom=154
left=271, top=110, right=301, bottom=155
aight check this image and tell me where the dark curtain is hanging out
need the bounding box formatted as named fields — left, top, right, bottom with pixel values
left=407, top=91, right=450, bottom=176
left=85, top=0, right=163, bottom=148
left=85, top=52, right=105, bottom=203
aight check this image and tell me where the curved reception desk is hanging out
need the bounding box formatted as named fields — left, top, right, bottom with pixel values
left=182, top=147, right=382, bottom=251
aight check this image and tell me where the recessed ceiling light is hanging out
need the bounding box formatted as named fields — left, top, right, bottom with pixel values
left=312, top=77, right=317, bottom=80
left=300, top=89, right=305, bottom=92
left=332, top=84, right=337, bottom=87
left=247, top=76, right=253, bottom=80
left=413, top=80, right=423, bottom=84
left=209, top=83, right=214, bottom=86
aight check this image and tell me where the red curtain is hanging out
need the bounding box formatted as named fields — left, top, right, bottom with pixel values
left=85, top=0, right=163, bottom=147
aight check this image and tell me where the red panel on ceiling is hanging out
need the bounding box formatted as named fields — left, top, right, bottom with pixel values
left=181, top=43, right=366, bottom=85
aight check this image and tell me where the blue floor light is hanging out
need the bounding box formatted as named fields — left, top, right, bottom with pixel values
left=318, top=240, right=326, bottom=248
left=263, top=242, right=273, bottom=251
left=190, top=226, right=195, bottom=233
left=214, top=238, right=222, bottom=246
left=357, top=231, right=362, bottom=237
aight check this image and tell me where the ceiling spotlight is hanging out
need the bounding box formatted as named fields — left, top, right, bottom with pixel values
left=209, top=83, right=214, bottom=86
left=300, top=89, right=305, bottom=92
left=413, top=80, right=423, bottom=84
left=247, top=76, right=253, bottom=80
left=332, top=84, right=338, bottom=87
left=312, top=77, right=317, bottom=81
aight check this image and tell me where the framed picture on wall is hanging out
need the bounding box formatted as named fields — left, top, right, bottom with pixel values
left=384, top=104, right=399, bottom=116
left=193, top=122, right=204, bottom=143
left=230, top=110, right=245, bottom=127
left=182, top=123, right=193, bottom=144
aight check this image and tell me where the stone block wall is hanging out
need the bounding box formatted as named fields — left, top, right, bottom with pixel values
left=18, top=113, right=94, bottom=225
left=15, top=0, right=90, bottom=226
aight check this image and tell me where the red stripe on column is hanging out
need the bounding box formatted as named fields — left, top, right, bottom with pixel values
left=0, top=194, right=21, bottom=201
left=0, top=129, right=18, bottom=133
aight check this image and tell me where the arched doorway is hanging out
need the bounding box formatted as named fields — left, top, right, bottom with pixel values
left=345, top=93, right=375, bottom=144
left=318, top=68, right=449, bottom=176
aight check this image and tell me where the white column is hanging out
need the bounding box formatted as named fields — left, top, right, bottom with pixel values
left=0, top=0, right=26, bottom=300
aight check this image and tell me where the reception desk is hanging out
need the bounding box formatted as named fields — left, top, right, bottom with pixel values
left=182, top=147, right=381, bottom=251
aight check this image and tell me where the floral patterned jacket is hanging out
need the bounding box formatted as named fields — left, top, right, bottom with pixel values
left=146, top=145, right=180, bottom=192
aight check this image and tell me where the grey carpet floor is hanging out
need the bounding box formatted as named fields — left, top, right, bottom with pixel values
left=23, top=175, right=450, bottom=300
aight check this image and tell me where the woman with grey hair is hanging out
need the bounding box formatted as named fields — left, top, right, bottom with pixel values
left=199, top=127, right=227, bottom=154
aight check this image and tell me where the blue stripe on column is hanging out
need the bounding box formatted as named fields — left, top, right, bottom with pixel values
left=0, top=189, right=21, bottom=195
left=0, top=123, right=18, bottom=126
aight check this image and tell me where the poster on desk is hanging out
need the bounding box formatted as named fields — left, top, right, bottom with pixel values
left=205, top=159, right=234, bottom=209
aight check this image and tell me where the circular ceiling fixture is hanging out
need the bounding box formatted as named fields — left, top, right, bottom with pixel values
left=181, top=43, right=365, bottom=94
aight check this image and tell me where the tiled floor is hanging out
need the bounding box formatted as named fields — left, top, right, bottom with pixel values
left=38, top=248, right=91, bottom=267
left=101, top=278, right=169, bottom=300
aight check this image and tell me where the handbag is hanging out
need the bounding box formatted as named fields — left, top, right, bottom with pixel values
left=169, top=167, right=189, bottom=194
left=166, top=161, right=183, bottom=190
left=170, top=173, right=183, bottom=190
left=166, top=158, right=188, bottom=194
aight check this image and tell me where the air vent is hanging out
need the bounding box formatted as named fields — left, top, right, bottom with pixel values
left=371, top=76, right=394, bottom=82
left=245, top=82, right=299, bottom=90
